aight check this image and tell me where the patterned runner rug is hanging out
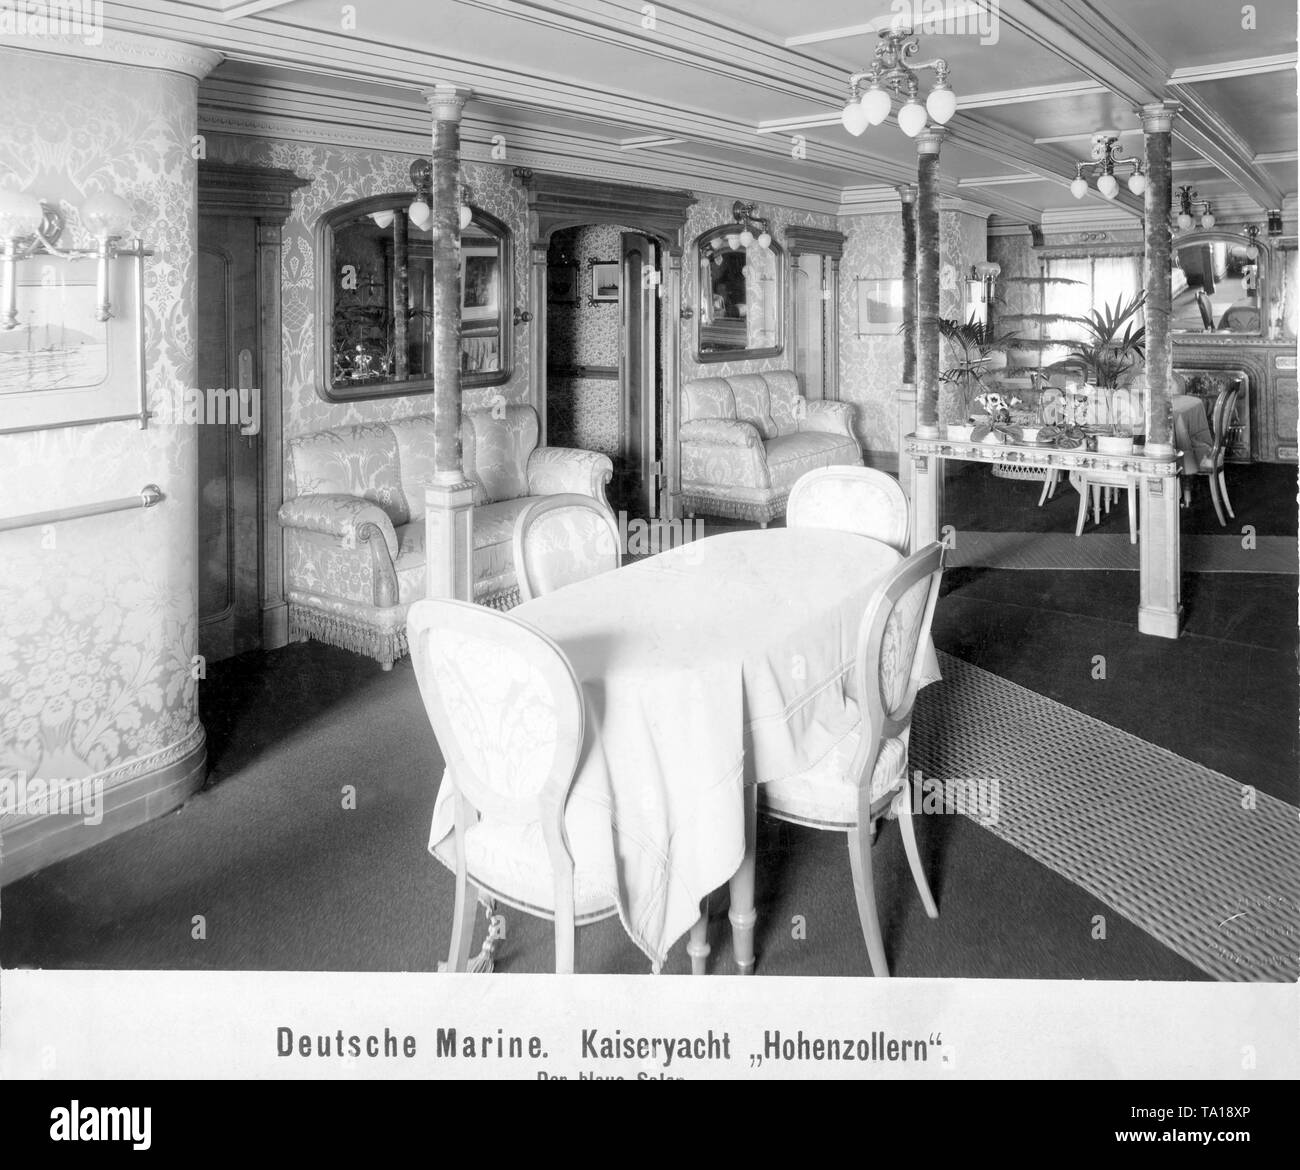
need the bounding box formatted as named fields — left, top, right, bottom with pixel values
left=911, top=653, right=1299, bottom=982
left=945, top=531, right=1297, bottom=573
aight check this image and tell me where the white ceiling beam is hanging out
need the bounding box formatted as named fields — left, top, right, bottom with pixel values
left=784, top=4, right=987, bottom=46
left=222, top=0, right=301, bottom=19
left=1170, top=53, right=1298, bottom=84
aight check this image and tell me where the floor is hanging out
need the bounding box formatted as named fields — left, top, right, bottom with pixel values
left=1, top=461, right=1295, bottom=978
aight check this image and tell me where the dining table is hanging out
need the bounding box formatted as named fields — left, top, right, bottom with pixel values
left=427, top=526, right=940, bottom=973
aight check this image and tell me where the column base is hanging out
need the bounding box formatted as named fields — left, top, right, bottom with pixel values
left=1138, top=604, right=1183, bottom=639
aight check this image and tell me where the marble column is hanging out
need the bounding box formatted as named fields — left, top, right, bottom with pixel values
left=1137, top=101, right=1184, bottom=638
left=897, top=184, right=917, bottom=496
left=1141, top=101, right=1180, bottom=454
left=424, top=84, right=475, bottom=602
left=912, top=129, right=946, bottom=549
left=915, top=130, right=945, bottom=438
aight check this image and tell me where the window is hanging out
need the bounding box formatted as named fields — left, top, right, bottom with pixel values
left=1041, top=255, right=1142, bottom=364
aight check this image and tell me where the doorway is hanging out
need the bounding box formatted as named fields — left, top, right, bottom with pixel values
left=544, top=224, right=663, bottom=520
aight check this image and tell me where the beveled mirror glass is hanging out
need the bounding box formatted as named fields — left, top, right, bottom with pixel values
left=1171, top=230, right=1269, bottom=336
left=318, top=194, right=512, bottom=401
left=695, top=225, right=783, bottom=361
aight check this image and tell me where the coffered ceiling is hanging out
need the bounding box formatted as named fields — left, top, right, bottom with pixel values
left=104, top=0, right=1298, bottom=224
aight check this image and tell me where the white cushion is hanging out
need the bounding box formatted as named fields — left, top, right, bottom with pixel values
left=760, top=731, right=907, bottom=826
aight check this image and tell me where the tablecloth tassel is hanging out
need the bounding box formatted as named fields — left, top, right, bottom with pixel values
left=468, top=909, right=507, bottom=974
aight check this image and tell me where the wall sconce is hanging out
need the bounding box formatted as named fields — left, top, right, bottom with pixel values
left=1242, top=224, right=1262, bottom=260
left=1069, top=132, right=1144, bottom=200
left=0, top=187, right=144, bottom=330
left=731, top=200, right=773, bottom=249
left=965, top=261, right=1000, bottom=325
left=1175, top=186, right=1216, bottom=231
left=377, top=160, right=475, bottom=233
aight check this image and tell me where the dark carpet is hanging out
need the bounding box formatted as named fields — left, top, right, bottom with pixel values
left=2, top=464, right=1293, bottom=979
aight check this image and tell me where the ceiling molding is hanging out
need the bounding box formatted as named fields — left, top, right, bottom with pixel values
left=959, top=173, right=1042, bottom=187
left=1040, top=205, right=1141, bottom=233
left=0, top=24, right=223, bottom=78
left=956, top=80, right=1110, bottom=110
left=1169, top=53, right=1298, bottom=84
left=995, top=0, right=1286, bottom=210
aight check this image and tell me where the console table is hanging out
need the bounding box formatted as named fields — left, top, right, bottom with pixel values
left=904, top=433, right=1185, bottom=639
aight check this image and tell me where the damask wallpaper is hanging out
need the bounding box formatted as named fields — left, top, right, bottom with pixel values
left=0, top=48, right=205, bottom=801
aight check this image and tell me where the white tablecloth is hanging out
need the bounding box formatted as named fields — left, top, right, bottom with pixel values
left=428, top=528, right=938, bottom=969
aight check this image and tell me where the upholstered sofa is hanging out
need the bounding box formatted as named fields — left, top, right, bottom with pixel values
left=279, top=404, right=612, bottom=669
left=679, top=371, right=861, bottom=524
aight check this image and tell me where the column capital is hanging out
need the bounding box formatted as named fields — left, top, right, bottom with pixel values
left=896, top=183, right=917, bottom=203
left=1138, top=101, right=1181, bottom=134
left=423, top=84, right=472, bottom=122
left=915, top=127, right=947, bottom=156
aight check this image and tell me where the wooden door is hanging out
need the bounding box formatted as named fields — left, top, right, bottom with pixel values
left=621, top=231, right=660, bottom=519
left=197, top=216, right=262, bottom=662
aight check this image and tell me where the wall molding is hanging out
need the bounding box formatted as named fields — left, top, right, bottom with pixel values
left=1, top=27, right=222, bottom=78
left=1, top=725, right=206, bottom=886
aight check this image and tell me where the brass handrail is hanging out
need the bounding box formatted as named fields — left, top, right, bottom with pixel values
left=0, top=485, right=164, bottom=533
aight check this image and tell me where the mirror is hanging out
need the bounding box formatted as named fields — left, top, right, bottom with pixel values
left=695, top=225, right=783, bottom=361
left=318, top=193, right=512, bottom=400
left=1171, top=230, right=1269, bottom=336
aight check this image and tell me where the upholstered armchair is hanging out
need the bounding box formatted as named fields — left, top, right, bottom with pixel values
left=679, top=371, right=861, bottom=524
left=279, top=404, right=612, bottom=669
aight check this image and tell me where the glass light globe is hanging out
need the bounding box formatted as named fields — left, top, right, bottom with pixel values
left=925, top=84, right=957, bottom=125
left=726, top=233, right=741, bottom=250
left=1201, top=211, right=1215, bottom=229
left=841, top=100, right=869, bottom=136
left=1127, top=172, right=1146, bottom=196
left=860, top=85, right=892, bottom=126
left=756, top=231, right=772, bottom=249
left=81, top=191, right=134, bottom=239
left=1096, top=173, right=1119, bottom=199
left=897, top=99, right=928, bottom=137
left=739, top=229, right=754, bottom=247
left=369, top=210, right=396, bottom=229
left=0, top=188, right=44, bottom=238
left=1070, top=177, right=1089, bottom=200
left=408, top=200, right=432, bottom=230
left=1177, top=212, right=1194, bottom=231
left=458, top=204, right=473, bottom=230
left=1247, top=244, right=1258, bottom=259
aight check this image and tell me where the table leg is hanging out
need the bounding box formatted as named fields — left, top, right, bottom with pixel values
left=728, top=785, right=758, bottom=974
left=687, top=896, right=711, bottom=976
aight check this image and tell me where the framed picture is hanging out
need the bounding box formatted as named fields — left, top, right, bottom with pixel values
left=547, top=262, right=579, bottom=304
left=589, top=260, right=619, bottom=303
left=855, top=276, right=905, bottom=335
left=0, top=251, right=148, bottom=434
left=460, top=245, right=500, bottom=322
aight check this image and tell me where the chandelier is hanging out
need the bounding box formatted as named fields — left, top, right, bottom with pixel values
left=368, top=160, right=474, bottom=232
left=1175, top=185, right=1216, bottom=231
left=1069, top=132, right=1145, bottom=200
left=839, top=27, right=957, bottom=139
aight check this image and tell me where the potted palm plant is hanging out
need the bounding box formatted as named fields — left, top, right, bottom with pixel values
left=1047, top=292, right=1146, bottom=455
left=938, top=318, right=1019, bottom=441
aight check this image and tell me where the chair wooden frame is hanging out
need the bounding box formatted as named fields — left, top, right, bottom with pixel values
left=786, top=466, right=911, bottom=553
left=512, top=493, right=622, bottom=603
left=407, top=598, right=618, bottom=973
left=1185, top=386, right=1240, bottom=527
left=759, top=542, right=945, bottom=976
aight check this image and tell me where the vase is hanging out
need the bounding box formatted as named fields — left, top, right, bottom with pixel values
left=1020, top=426, right=1041, bottom=444
left=945, top=423, right=973, bottom=441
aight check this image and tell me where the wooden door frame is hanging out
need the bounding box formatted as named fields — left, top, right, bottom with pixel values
left=517, top=170, right=694, bottom=520
left=198, top=161, right=309, bottom=651
left=785, top=226, right=846, bottom=401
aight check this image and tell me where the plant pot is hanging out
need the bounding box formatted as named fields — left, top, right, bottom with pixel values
left=1096, top=434, right=1135, bottom=456
left=945, top=423, right=974, bottom=442
left=1020, top=426, right=1041, bottom=444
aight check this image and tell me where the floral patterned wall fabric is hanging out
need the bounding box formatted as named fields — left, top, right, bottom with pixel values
left=201, top=133, right=532, bottom=439
left=0, top=49, right=203, bottom=792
